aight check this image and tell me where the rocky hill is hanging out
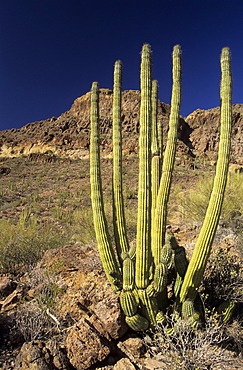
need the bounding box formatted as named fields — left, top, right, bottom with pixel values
left=0, top=89, right=242, bottom=164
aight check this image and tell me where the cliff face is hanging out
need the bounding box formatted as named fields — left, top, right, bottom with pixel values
left=0, top=89, right=242, bottom=164
left=185, top=104, right=243, bottom=164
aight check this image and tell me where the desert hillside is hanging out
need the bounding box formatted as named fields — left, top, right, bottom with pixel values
left=0, top=89, right=242, bottom=165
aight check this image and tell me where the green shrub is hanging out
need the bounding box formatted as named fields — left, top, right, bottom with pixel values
left=0, top=215, right=67, bottom=273
left=176, top=172, right=243, bottom=227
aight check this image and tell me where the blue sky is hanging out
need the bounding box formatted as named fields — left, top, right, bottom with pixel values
left=0, top=0, right=242, bottom=130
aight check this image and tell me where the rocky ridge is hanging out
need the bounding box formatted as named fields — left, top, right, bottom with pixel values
left=0, top=89, right=242, bottom=164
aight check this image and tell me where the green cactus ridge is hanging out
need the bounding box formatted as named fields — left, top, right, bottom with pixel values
left=135, top=44, right=152, bottom=289
left=174, top=274, right=183, bottom=298
left=153, top=262, right=168, bottom=294
left=151, top=80, right=159, bottom=155
left=125, top=314, right=150, bottom=331
left=122, top=257, right=135, bottom=291
left=218, top=300, right=236, bottom=323
left=90, top=82, right=121, bottom=291
left=179, top=47, right=232, bottom=303
left=160, top=243, right=173, bottom=265
left=146, top=282, right=156, bottom=297
left=182, top=299, right=195, bottom=319
left=151, top=79, right=160, bottom=235
left=152, top=45, right=182, bottom=266
left=138, top=289, right=158, bottom=326
left=158, top=120, right=163, bottom=166
left=112, top=60, right=130, bottom=259
left=120, top=290, right=138, bottom=317
left=156, top=311, right=166, bottom=325
left=151, top=80, right=161, bottom=257
left=121, top=244, right=136, bottom=261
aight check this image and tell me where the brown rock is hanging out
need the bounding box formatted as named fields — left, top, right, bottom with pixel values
left=113, top=358, right=136, bottom=370
left=14, top=341, right=50, bottom=370
left=87, top=280, right=127, bottom=340
left=143, top=358, right=167, bottom=370
left=185, top=104, right=243, bottom=164
left=15, top=339, right=71, bottom=370
left=45, top=339, right=70, bottom=369
left=0, top=276, right=16, bottom=298
left=65, top=318, right=110, bottom=370
left=39, top=244, right=127, bottom=338
left=1, top=290, right=19, bottom=311
left=117, top=337, right=146, bottom=360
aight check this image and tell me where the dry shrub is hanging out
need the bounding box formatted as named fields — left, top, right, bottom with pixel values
left=15, top=302, right=54, bottom=342
left=144, top=316, right=241, bottom=370
left=201, top=245, right=243, bottom=315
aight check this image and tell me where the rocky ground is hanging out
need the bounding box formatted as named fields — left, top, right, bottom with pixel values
left=1, top=240, right=242, bottom=370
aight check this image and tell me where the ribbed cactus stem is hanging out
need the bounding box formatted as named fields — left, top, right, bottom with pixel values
left=135, top=44, right=152, bottom=289
left=151, top=80, right=161, bottom=258
left=180, top=47, right=232, bottom=303
left=152, top=45, right=182, bottom=266
left=90, top=82, right=121, bottom=291
left=112, top=60, right=130, bottom=258
left=151, top=80, right=159, bottom=155
left=158, top=120, right=163, bottom=170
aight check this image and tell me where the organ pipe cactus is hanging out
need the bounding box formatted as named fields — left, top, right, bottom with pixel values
left=152, top=45, right=181, bottom=266
left=179, top=48, right=232, bottom=305
left=112, top=60, right=129, bottom=261
left=89, top=45, right=232, bottom=330
left=135, top=44, right=152, bottom=290
left=151, top=80, right=161, bottom=255
left=90, top=81, right=121, bottom=291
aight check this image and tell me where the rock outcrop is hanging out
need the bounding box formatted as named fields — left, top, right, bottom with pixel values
left=0, top=89, right=241, bottom=163
left=0, top=89, right=170, bottom=159
left=186, top=104, right=243, bottom=164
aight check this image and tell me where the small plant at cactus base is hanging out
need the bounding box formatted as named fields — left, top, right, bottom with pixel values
left=89, top=42, right=240, bottom=335
left=143, top=313, right=243, bottom=370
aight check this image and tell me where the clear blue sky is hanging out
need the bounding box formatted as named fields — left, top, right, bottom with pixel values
left=0, top=0, right=242, bottom=130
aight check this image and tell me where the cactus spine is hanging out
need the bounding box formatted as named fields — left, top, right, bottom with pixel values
left=180, top=48, right=232, bottom=303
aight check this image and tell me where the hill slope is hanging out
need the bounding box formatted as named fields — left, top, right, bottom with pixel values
left=0, top=89, right=242, bottom=164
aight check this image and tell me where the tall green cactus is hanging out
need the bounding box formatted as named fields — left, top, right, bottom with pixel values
left=89, top=45, right=232, bottom=331
left=90, top=81, right=121, bottom=291
left=179, top=47, right=232, bottom=304
left=151, top=80, right=160, bottom=254
left=112, top=60, right=130, bottom=260
left=135, top=43, right=152, bottom=290
left=152, top=45, right=181, bottom=266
